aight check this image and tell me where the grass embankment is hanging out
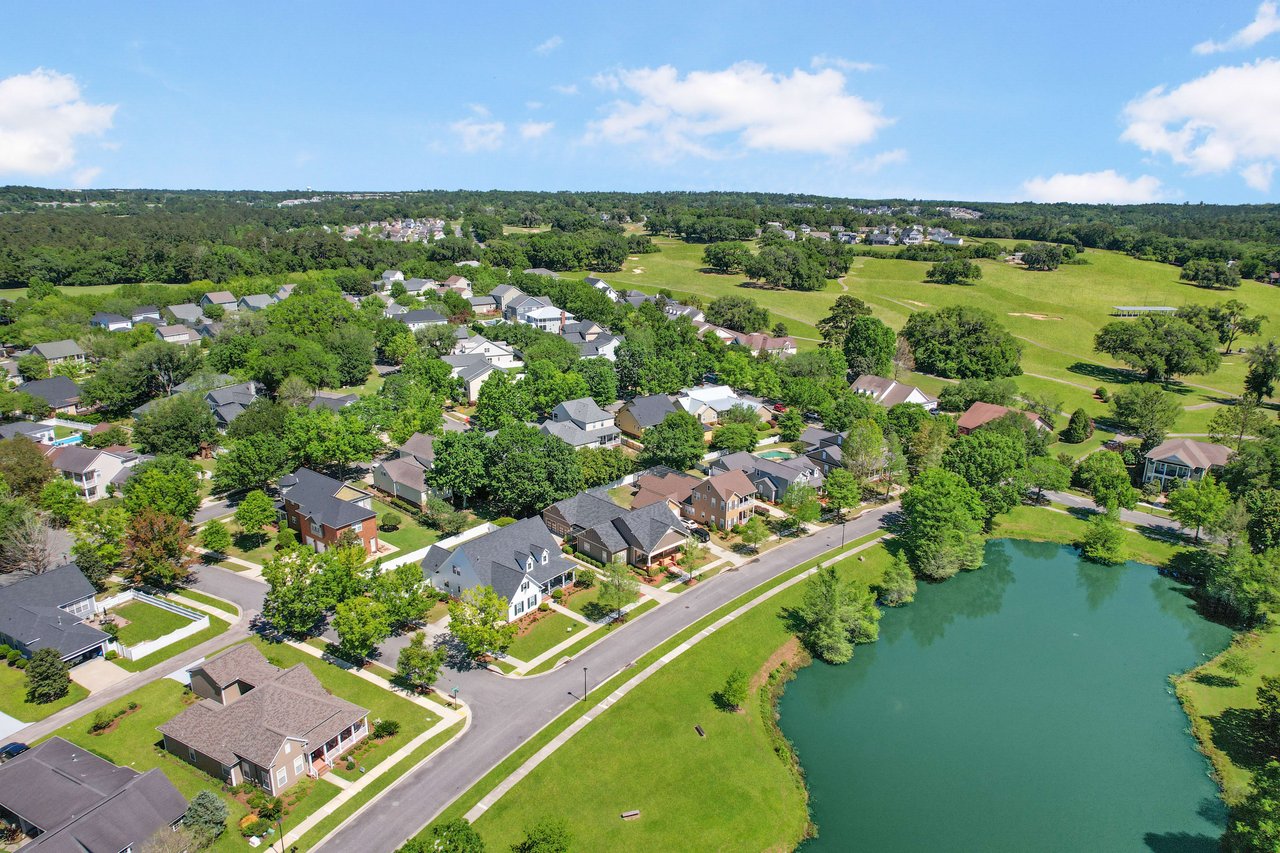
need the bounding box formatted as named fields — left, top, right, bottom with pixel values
left=0, top=663, right=89, bottom=721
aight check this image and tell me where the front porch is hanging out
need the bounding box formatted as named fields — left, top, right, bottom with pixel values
left=308, top=718, right=369, bottom=777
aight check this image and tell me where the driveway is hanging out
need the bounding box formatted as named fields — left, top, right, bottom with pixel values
left=315, top=504, right=898, bottom=853
left=0, top=711, right=24, bottom=744
left=69, top=657, right=131, bottom=692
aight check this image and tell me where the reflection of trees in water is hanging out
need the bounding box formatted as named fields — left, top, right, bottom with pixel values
left=1149, top=573, right=1232, bottom=652
left=901, top=540, right=1017, bottom=648
left=1076, top=555, right=1125, bottom=611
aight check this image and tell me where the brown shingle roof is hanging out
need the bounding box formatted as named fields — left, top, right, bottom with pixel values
left=955, top=401, right=1044, bottom=433
left=192, top=643, right=282, bottom=688
left=701, top=469, right=757, bottom=502
left=632, top=471, right=700, bottom=508
left=1145, top=438, right=1233, bottom=470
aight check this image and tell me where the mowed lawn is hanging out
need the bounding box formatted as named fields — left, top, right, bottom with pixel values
left=111, top=600, right=193, bottom=646
left=506, top=612, right=584, bottom=662
left=582, top=238, right=1280, bottom=436
left=473, top=544, right=893, bottom=852
left=0, top=662, right=88, bottom=721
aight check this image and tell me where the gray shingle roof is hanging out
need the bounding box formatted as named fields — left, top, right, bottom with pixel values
left=539, top=420, right=618, bottom=447
left=398, top=309, right=448, bottom=326
left=441, top=354, right=495, bottom=383
left=47, top=445, right=105, bottom=475
left=0, top=564, right=109, bottom=658
left=21, top=376, right=80, bottom=409
left=546, top=492, right=628, bottom=531
left=166, top=303, right=204, bottom=324
left=90, top=312, right=129, bottom=326
left=0, top=736, right=185, bottom=850
left=426, top=517, right=575, bottom=601
left=29, top=340, right=83, bottom=361
left=554, top=397, right=612, bottom=426
left=280, top=467, right=375, bottom=530
left=239, top=293, right=276, bottom=309
left=0, top=421, right=49, bottom=441
left=622, top=394, right=678, bottom=430
left=399, top=433, right=436, bottom=466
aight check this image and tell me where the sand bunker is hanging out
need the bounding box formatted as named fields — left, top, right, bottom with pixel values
left=632, top=267, right=645, bottom=274
left=1008, top=312, right=1062, bottom=320
left=904, top=299, right=929, bottom=307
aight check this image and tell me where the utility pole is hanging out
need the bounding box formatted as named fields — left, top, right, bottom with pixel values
left=583, top=667, right=589, bottom=702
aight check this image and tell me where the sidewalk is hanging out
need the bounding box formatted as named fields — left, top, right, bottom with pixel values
left=286, top=640, right=468, bottom=722
left=464, top=533, right=889, bottom=823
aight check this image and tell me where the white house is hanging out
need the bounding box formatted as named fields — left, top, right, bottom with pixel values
left=441, top=354, right=496, bottom=403
left=199, top=291, right=238, bottom=312
left=539, top=397, right=621, bottom=448
left=44, top=446, right=146, bottom=501
left=584, top=276, right=620, bottom=302
left=89, top=312, right=132, bottom=332
left=453, top=335, right=522, bottom=369
left=397, top=309, right=449, bottom=332
left=676, top=385, right=771, bottom=425
left=1142, top=439, right=1233, bottom=490
left=154, top=324, right=200, bottom=346
left=851, top=375, right=939, bottom=412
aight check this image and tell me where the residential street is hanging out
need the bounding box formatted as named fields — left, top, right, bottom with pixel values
left=315, top=504, right=898, bottom=853
left=1043, top=490, right=1183, bottom=534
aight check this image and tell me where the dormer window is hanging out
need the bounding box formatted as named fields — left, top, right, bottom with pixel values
left=527, top=557, right=534, bottom=571
left=541, top=549, right=549, bottom=564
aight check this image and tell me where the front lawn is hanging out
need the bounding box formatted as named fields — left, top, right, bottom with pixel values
left=565, top=586, right=638, bottom=621
left=370, top=499, right=440, bottom=554
left=247, top=639, right=439, bottom=781
left=44, top=678, right=342, bottom=853
left=0, top=662, right=88, bottom=722
left=114, top=615, right=230, bottom=673
left=111, top=600, right=194, bottom=646
left=507, top=612, right=584, bottom=662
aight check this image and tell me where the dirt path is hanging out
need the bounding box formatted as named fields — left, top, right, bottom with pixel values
left=837, top=275, right=849, bottom=292
left=751, top=636, right=806, bottom=691
left=1023, top=372, right=1095, bottom=392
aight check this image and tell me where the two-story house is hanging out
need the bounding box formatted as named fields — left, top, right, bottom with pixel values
left=89, top=312, right=132, bottom=332
left=420, top=516, right=576, bottom=622
left=279, top=468, right=378, bottom=556
left=543, top=494, right=687, bottom=569
left=19, top=377, right=82, bottom=415
left=159, top=644, right=370, bottom=793
left=45, top=445, right=145, bottom=501
left=371, top=433, right=440, bottom=508
left=1142, top=439, right=1234, bottom=490
left=205, top=381, right=260, bottom=428
left=686, top=470, right=758, bottom=530
left=539, top=398, right=621, bottom=449
left=851, top=375, right=939, bottom=412
left=452, top=335, right=522, bottom=369
left=709, top=451, right=824, bottom=503
left=199, top=291, right=238, bottom=313
left=29, top=340, right=85, bottom=367
left=397, top=309, right=449, bottom=332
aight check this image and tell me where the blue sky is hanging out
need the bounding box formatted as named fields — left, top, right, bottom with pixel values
left=2, top=1, right=1279, bottom=202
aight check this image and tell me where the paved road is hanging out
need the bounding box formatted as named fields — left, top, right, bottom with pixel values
left=316, top=504, right=897, bottom=853
left=15, top=565, right=266, bottom=744
left=1043, top=490, right=1183, bottom=534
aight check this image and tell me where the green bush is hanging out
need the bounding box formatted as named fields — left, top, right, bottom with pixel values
left=6, top=650, right=21, bottom=665
left=276, top=527, right=297, bottom=550
left=240, top=818, right=271, bottom=838
left=492, top=517, right=517, bottom=527
left=380, top=512, right=403, bottom=531
left=1095, top=386, right=1109, bottom=402
left=550, top=588, right=564, bottom=602
left=90, top=709, right=115, bottom=733
left=575, top=570, right=596, bottom=589
left=104, top=650, right=119, bottom=661
left=538, top=601, right=551, bottom=612
left=14, top=658, right=26, bottom=670
left=373, top=719, right=400, bottom=738
left=0, top=645, right=10, bottom=657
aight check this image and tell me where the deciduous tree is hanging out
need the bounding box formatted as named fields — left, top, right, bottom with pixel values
left=332, top=597, right=391, bottom=662
left=1167, top=474, right=1229, bottom=543
left=397, top=632, right=447, bottom=692
left=448, top=585, right=517, bottom=660
left=900, top=468, right=985, bottom=580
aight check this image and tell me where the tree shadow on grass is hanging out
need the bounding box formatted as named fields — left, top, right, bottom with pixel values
left=1206, top=707, right=1274, bottom=773
left=579, top=601, right=611, bottom=622
left=1068, top=362, right=1143, bottom=387
left=1192, top=672, right=1239, bottom=688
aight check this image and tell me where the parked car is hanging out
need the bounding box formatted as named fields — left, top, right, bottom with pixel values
left=690, top=527, right=710, bottom=543
left=0, top=743, right=28, bottom=764
left=772, top=402, right=787, bottom=413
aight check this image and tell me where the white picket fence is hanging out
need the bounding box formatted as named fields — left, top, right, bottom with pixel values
left=96, top=590, right=209, bottom=662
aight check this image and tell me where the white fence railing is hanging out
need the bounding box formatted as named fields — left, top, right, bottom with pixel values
left=96, top=590, right=209, bottom=662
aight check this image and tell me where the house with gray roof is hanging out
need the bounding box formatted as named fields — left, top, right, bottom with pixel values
left=89, top=312, right=131, bottom=332
left=205, top=381, right=260, bottom=427
left=199, top=291, right=237, bottom=312
left=309, top=391, right=358, bottom=412
left=154, top=324, right=199, bottom=346
left=575, top=501, right=687, bottom=569
left=709, top=450, right=824, bottom=503
left=372, top=433, right=440, bottom=508
left=0, top=564, right=109, bottom=664
left=0, top=421, right=54, bottom=444
left=467, top=294, right=499, bottom=314
left=1142, top=439, right=1233, bottom=490
left=420, top=516, right=575, bottom=622
left=489, top=284, right=527, bottom=313
left=130, top=305, right=162, bottom=324
left=159, top=644, right=369, bottom=793
left=237, top=293, right=277, bottom=312
left=522, top=268, right=560, bottom=278
left=396, top=308, right=448, bottom=332
left=20, top=377, right=81, bottom=414
left=616, top=394, right=679, bottom=438
left=279, top=468, right=379, bottom=556
left=174, top=373, right=236, bottom=394
left=275, top=283, right=297, bottom=301
left=0, top=737, right=186, bottom=852
left=441, top=354, right=495, bottom=403
left=539, top=397, right=620, bottom=448
left=29, top=340, right=84, bottom=366
left=45, top=445, right=144, bottom=501
left=164, top=302, right=205, bottom=326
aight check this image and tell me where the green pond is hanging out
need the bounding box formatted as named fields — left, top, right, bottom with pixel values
left=780, top=539, right=1232, bottom=852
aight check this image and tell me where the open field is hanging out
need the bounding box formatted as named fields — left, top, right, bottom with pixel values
left=584, top=239, right=1280, bottom=435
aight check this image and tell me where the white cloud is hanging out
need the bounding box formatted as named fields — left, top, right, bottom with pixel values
left=0, top=68, right=116, bottom=176
left=1121, top=58, right=1280, bottom=190
left=586, top=61, right=891, bottom=159
left=525, top=100, right=544, bottom=110
left=1193, top=1, right=1280, bottom=53
left=810, top=54, right=878, bottom=72
left=854, top=148, right=907, bottom=173
left=551, top=83, right=579, bottom=95
left=519, top=121, right=554, bottom=140
left=1021, top=170, right=1165, bottom=204
left=535, top=35, right=563, bottom=55
left=450, top=117, right=505, bottom=152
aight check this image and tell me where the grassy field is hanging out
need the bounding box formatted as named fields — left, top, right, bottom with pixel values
left=585, top=239, right=1280, bottom=436
left=114, top=615, right=230, bottom=672
left=472, top=543, right=895, bottom=851
left=111, top=600, right=193, bottom=645
left=370, top=499, right=440, bottom=554
left=170, top=588, right=239, bottom=616
left=0, top=662, right=89, bottom=721
left=45, top=678, right=342, bottom=852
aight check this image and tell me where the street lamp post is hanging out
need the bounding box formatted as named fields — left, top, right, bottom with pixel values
left=582, top=667, right=588, bottom=702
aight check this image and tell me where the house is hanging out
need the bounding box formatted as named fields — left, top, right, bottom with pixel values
left=420, top=516, right=576, bottom=621
left=468, top=295, right=499, bottom=314
left=0, top=564, right=109, bottom=664
left=0, top=421, right=54, bottom=444
left=620, top=289, right=653, bottom=308
left=453, top=335, right=521, bottom=369
left=511, top=297, right=574, bottom=332
left=663, top=302, right=705, bottom=323
left=575, top=501, right=688, bottom=568
left=199, top=291, right=237, bottom=312
left=397, top=309, right=449, bottom=332
left=584, top=276, right=620, bottom=302
left=442, top=354, right=496, bottom=403
left=196, top=322, right=223, bottom=340
left=29, top=340, right=84, bottom=366
left=205, top=381, right=260, bottom=427
left=800, top=427, right=846, bottom=474
left=0, top=737, right=186, bottom=851
left=154, top=324, right=200, bottom=346
left=1142, top=439, right=1234, bottom=489
left=130, top=305, right=162, bottom=324
left=159, top=644, right=370, bottom=793
left=631, top=470, right=700, bottom=511
left=851, top=375, right=938, bottom=412
left=372, top=433, right=439, bottom=508
left=522, top=268, right=560, bottom=279
left=21, top=377, right=81, bottom=415
left=380, top=270, right=405, bottom=289
left=540, top=397, right=621, bottom=449
left=617, top=394, right=679, bottom=438
left=309, top=391, right=358, bottom=412
left=45, top=445, right=143, bottom=501
left=489, top=284, right=527, bottom=313
left=276, top=283, right=297, bottom=301
left=279, top=468, right=379, bottom=556
left=543, top=491, right=627, bottom=539
left=575, top=334, right=620, bottom=361
left=709, top=451, right=824, bottom=503
left=687, top=469, right=758, bottom=530
left=443, top=275, right=472, bottom=297
left=403, top=278, right=434, bottom=296
left=89, top=312, right=131, bottom=332
left=383, top=302, right=408, bottom=318
left=175, top=373, right=236, bottom=394
left=728, top=331, right=798, bottom=358
left=955, top=402, right=1049, bottom=435
left=165, top=302, right=205, bottom=326
left=238, top=293, right=277, bottom=312
left=676, top=385, right=770, bottom=425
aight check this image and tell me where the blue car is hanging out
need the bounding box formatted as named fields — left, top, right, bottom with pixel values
left=0, top=743, right=28, bottom=764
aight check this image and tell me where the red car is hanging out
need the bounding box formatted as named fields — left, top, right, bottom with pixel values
left=772, top=402, right=787, bottom=413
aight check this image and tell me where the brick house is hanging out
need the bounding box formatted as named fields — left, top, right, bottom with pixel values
left=159, top=645, right=369, bottom=793
left=278, top=468, right=378, bottom=556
